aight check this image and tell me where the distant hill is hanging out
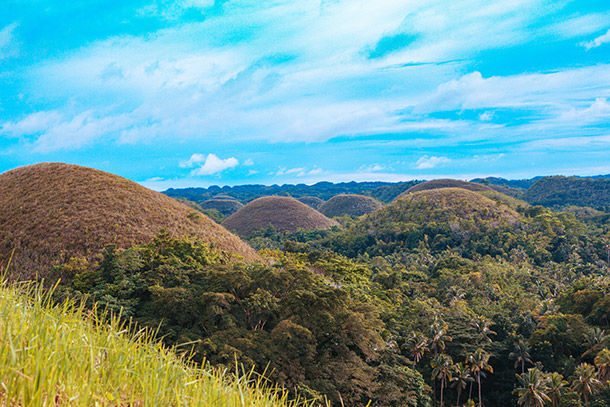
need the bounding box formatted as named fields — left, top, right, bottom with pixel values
left=470, top=176, right=539, bottom=190
left=395, top=179, right=493, bottom=200
left=318, top=194, right=383, bottom=218
left=164, top=180, right=418, bottom=204
left=297, top=196, right=324, bottom=209
left=222, top=196, right=339, bottom=237
left=200, top=197, right=244, bottom=216
left=0, top=163, right=259, bottom=277
left=525, top=176, right=610, bottom=210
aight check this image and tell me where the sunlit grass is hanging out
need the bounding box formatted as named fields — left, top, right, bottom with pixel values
left=0, top=279, right=317, bottom=406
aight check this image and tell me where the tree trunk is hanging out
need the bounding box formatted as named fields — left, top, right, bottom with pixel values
left=521, top=359, right=525, bottom=374
left=440, top=380, right=444, bottom=407
left=478, top=372, right=482, bottom=407
left=456, top=387, right=462, bottom=407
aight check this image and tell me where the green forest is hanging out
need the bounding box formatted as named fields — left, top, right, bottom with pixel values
left=50, top=184, right=610, bottom=407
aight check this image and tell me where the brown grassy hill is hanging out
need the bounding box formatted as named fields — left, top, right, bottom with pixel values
left=396, top=179, right=493, bottom=200
left=297, top=196, right=324, bottom=210
left=222, top=196, right=339, bottom=237
left=200, top=198, right=244, bottom=216
left=0, top=163, right=259, bottom=277
left=318, top=194, right=383, bottom=217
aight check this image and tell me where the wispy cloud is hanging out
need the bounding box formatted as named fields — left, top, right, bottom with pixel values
left=0, top=23, right=18, bottom=59
left=415, top=156, right=451, bottom=169
left=582, top=28, right=610, bottom=50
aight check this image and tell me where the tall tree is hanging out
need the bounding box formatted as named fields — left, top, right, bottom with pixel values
left=407, top=331, right=430, bottom=370
left=545, top=372, right=567, bottom=407
left=450, top=362, right=473, bottom=407
left=467, top=349, right=493, bottom=407
left=594, top=348, right=610, bottom=382
left=514, top=368, right=550, bottom=407
left=470, top=318, right=497, bottom=344
left=571, top=363, right=602, bottom=404
left=509, top=340, right=533, bottom=374
left=429, top=320, right=452, bottom=356
left=431, top=354, right=453, bottom=407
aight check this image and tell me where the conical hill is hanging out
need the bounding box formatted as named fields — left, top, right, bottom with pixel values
left=222, top=196, right=339, bottom=237
left=0, top=163, right=259, bottom=277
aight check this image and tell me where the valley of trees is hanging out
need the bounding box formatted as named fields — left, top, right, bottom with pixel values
left=50, top=183, right=610, bottom=407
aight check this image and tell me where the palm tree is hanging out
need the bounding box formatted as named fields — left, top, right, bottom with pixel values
left=431, top=354, right=454, bottom=407
left=571, top=363, right=602, bottom=404
left=470, top=317, right=497, bottom=344
left=583, top=327, right=608, bottom=358
left=545, top=372, right=567, bottom=407
left=594, top=348, right=610, bottom=381
left=429, top=320, right=452, bottom=356
left=450, top=362, right=473, bottom=407
left=509, top=340, right=533, bottom=374
left=514, top=368, right=550, bottom=407
left=467, top=348, right=493, bottom=407
left=406, top=331, right=429, bottom=369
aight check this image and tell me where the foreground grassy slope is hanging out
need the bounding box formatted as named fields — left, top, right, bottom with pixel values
left=0, top=281, right=314, bottom=407
left=223, top=196, right=339, bottom=237
left=0, top=163, right=259, bottom=276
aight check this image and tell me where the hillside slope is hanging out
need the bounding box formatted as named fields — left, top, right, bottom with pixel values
left=318, top=194, right=383, bottom=217
left=0, top=281, right=310, bottom=407
left=0, top=163, right=259, bottom=276
left=223, top=196, right=339, bottom=237
left=396, top=179, right=493, bottom=199
left=525, top=176, right=610, bottom=209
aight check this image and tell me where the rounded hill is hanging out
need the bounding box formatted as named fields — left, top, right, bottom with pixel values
left=396, top=179, right=493, bottom=200
left=327, top=188, right=524, bottom=258
left=200, top=198, right=244, bottom=216
left=318, top=194, right=383, bottom=218
left=297, top=196, right=324, bottom=210
left=222, top=196, right=339, bottom=237
left=0, top=163, right=259, bottom=276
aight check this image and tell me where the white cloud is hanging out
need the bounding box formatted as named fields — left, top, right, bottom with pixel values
left=558, top=98, right=610, bottom=122
left=1, top=111, right=62, bottom=137
left=179, top=153, right=207, bottom=168
left=358, top=164, right=385, bottom=172
left=415, top=156, right=451, bottom=169
left=243, top=158, right=254, bottom=166
left=478, top=111, right=494, bottom=121
left=582, top=28, right=610, bottom=50
left=185, top=154, right=239, bottom=176
left=32, top=111, right=131, bottom=152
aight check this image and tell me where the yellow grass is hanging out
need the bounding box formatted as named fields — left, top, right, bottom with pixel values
left=0, top=279, right=318, bottom=407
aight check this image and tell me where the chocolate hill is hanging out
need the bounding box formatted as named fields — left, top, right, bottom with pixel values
left=0, top=163, right=259, bottom=277
left=396, top=179, right=493, bottom=200
left=222, top=196, right=339, bottom=237
left=200, top=197, right=244, bottom=216
left=318, top=194, right=383, bottom=217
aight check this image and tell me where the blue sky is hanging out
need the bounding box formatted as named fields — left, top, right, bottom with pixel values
left=1, top=0, right=610, bottom=189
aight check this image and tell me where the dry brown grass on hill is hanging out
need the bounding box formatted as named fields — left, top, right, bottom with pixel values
left=222, top=196, right=339, bottom=237
left=0, top=163, right=260, bottom=278
left=397, top=179, right=493, bottom=199
left=318, top=194, right=383, bottom=217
